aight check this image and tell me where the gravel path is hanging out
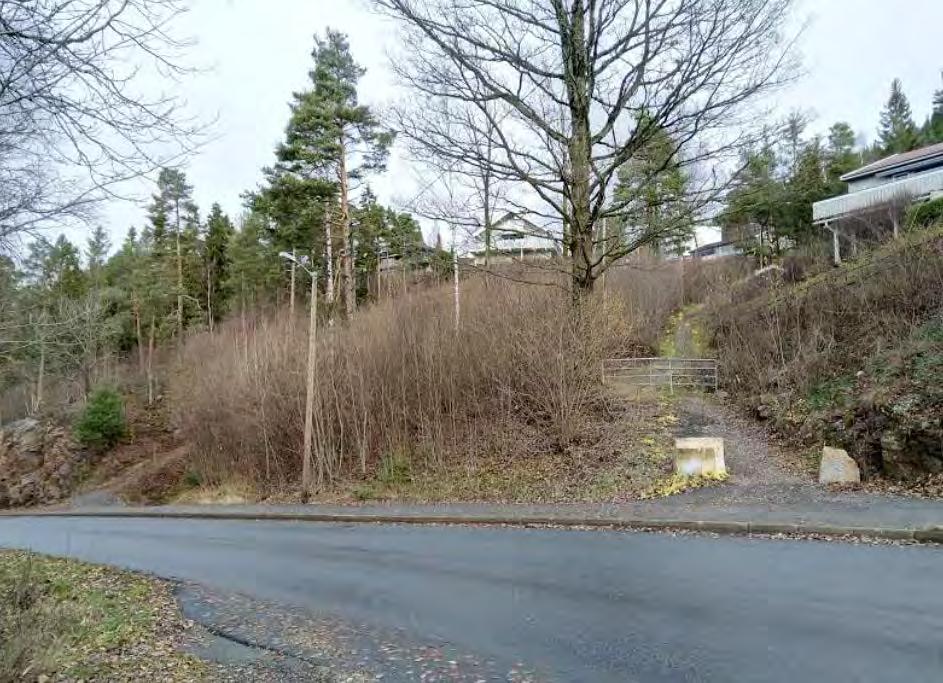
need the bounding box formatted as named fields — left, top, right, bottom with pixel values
left=669, top=394, right=841, bottom=507
left=676, top=394, right=805, bottom=487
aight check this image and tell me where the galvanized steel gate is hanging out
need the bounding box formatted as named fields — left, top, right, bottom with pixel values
left=601, top=357, right=719, bottom=393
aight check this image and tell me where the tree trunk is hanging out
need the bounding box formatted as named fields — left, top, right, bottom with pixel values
left=483, top=170, right=492, bottom=267
left=34, top=332, right=45, bottom=414
left=338, top=135, right=355, bottom=318
left=175, top=201, right=184, bottom=343
left=564, top=0, right=595, bottom=297
left=207, top=261, right=214, bottom=333
left=133, top=295, right=145, bottom=376
left=147, top=314, right=156, bottom=406
left=323, top=204, right=335, bottom=316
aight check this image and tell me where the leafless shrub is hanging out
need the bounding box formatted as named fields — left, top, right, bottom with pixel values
left=605, top=259, right=684, bottom=353
left=173, top=275, right=639, bottom=491
left=681, top=257, right=753, bottom=307
left=709, top=229, right=943, bottom=397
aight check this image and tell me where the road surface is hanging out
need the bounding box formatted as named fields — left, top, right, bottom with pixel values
left=0, top=517, right=941, bottom=681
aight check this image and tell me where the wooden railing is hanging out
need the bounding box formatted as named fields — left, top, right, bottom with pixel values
left=602, top=357, right=718, bottom=393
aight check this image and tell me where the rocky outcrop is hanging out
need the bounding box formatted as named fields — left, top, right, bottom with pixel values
left=0, top=418, right=89, bottom=508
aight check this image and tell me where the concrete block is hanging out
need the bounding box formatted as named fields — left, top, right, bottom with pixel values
left=674, top=437, right=726, bottom=477
left=819, top=446, right=860, bottom=484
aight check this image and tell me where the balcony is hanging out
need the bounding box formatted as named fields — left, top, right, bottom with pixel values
left=813, top=168, right=943, bottom=224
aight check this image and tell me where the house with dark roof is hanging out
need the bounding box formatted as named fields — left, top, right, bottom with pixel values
left=813, top=142, right=943, bottom=262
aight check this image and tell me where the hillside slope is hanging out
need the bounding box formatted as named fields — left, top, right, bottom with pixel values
left=706, top=226, right=943, bottom=480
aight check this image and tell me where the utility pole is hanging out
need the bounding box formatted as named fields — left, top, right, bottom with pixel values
left=302, top=268, right=317, bottom=491
left=279, top=251, right=318, bottom=492
left=289, top=247, right=297, bottom=321
left=452, top=228, right=460, bottom=331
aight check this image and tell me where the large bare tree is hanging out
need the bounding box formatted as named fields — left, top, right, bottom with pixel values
left=375, top=0, right=798, bottom=293
left=0, top=0, right=200, bottom=251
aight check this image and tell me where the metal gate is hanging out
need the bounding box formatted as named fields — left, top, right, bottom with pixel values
left=602, top=357, right=718, bottom=393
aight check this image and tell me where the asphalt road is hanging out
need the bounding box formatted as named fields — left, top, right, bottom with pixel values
left=1, top=517, right=942, bottom=682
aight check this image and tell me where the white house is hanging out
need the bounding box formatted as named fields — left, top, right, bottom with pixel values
left=813, top=142, right=943, bottom=262
left=464, top=213, right=560, bottom=265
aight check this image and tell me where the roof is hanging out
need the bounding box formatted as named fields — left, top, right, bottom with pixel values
left=842, top=142, right=943, bottom=182
left=690, top=239, right=737, bottom=256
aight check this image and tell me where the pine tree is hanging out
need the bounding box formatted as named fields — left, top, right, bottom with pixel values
left=277, top=30, right=394, bottom=318
left=878, top=79, right=920, bottom=155
left=150, top=168, right=200, bottom=340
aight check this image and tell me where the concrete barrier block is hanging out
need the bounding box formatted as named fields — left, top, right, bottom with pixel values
left=674, top=437, right=726, bottom=477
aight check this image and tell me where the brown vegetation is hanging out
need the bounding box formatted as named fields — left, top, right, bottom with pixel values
left=172, top=264, right=684, bottom=498
left=707, top=226, right=943, bottom=478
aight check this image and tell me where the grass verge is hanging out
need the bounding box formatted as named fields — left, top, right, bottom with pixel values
left=0, top=550, right=204, bottom=682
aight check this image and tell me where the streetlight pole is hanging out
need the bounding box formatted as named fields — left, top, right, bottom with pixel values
left=280, top=252, right=318, bottom=492
left=302, top=269, right=317, bottom=491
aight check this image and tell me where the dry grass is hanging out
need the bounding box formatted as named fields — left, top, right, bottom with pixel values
left=709, top=226, right=943, bottom=397
left=705, top=226, right=943, bottom=476
left=0, top=551, right=203, bottom=682
left=172, top=269, right=683, bottom=498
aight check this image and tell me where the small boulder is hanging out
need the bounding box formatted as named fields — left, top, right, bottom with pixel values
left=819, top=446, right=860, bottom=484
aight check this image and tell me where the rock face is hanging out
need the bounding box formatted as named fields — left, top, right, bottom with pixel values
left=0, top=418, right=87, bottom=508
left=675, top=437, right=726, bottom=477
left=819, top=446, right=861, bottom=484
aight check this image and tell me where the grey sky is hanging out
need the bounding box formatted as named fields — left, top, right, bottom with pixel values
left=95, top=0, right=943, bottom=248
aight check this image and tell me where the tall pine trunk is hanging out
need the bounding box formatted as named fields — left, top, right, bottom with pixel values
left=338, top=135, right=355, bottom=318
left=175, top=200, right=184, bottom=342
left=323, top=204, right=335, bottom=319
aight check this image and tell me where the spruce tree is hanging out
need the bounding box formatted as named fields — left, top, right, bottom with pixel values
left=204, top=203, right=234, bottom=328
left=925, top=76, right=943, bottom=144
left=878, top=79, right=920, bottom=154
left=85, top=226, right=111, bottom=291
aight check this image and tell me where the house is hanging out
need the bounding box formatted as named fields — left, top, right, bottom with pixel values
left=465, top=213, right=560, bottom=265
left=688, top=239, right=741, bottom=260
left=813, top=142, right=943, bottom=263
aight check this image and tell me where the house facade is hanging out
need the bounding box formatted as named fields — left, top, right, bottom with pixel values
left=465, top=213, right=560, bottom=265
left=813, top=142, right=943, bottom=262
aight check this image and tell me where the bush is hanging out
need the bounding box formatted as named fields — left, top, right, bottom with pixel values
left=905, top=196, right=943, bottom=229
left=74, top=388, right=127, bottom=450
left=706, top=228, right=943, bottom=476
left=172, top=274, right=642, bottom=492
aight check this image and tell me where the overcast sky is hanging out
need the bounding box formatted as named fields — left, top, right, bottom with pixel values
left=94, top=0, right=943, bottom=248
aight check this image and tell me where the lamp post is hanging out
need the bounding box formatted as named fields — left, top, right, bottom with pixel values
left=279, top=252, right=317, bottom=492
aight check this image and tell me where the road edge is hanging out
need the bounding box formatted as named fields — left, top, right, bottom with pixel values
left=2, top=507, right=940, bottom=542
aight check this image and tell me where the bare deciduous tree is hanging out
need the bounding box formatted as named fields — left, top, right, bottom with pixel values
left=376, top=0, right=798, bottom=294
left=0, top=0, right=201, bottom=250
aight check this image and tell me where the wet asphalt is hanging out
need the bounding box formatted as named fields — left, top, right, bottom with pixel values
left=1, top=516, right=942, bottom=682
